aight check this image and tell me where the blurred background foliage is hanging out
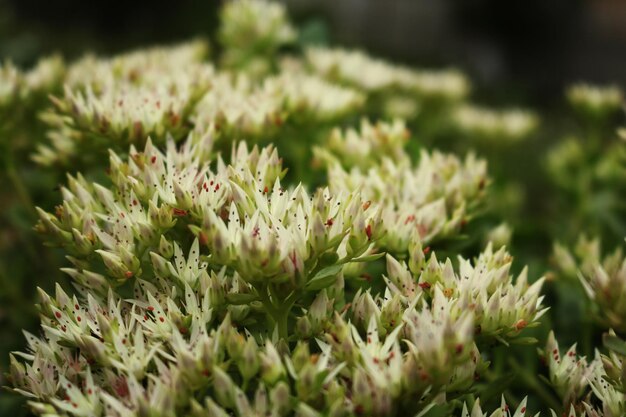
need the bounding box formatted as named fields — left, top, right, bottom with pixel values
left=1, top=0, right=626, bottom=415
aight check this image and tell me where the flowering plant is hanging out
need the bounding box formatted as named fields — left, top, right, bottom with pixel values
left=3, top=1, right=626, bottom=417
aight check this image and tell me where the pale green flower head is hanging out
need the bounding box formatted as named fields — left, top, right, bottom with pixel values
left=306, top=47, right=469, bottom=101
left=194, top=71, right=364, bottom=142
left=0, top=55, right=65, bottom=121
left=387, top=241, right=546, bottom=341
left=567, top=83, right=623, bottom=118
left=327, top=149, right=487, bottom=253
left=65, top=39, right=208, bottom=90
left=485, top=222, right=513, bottom=249
left=0, top=60, right=21, bottom=114
left=219, top=0, right=296, bottom=73
left=33, top=40, right=212, bottom=166
left=552, top=237, right=626, bottom=331
left=543, top=331, right=595, bottom=406
left=453, top=104, right=539, bottom=143
left=314, top=118, right=410, bottom=170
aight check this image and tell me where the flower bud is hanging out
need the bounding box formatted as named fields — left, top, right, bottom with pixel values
left=150, top=252, right=172, bottom=278
left=205, top=398, right=230, bottom=417
left=261, top=342, right=286, bottom=385
left=159, top=235, right=174, bottom=258
left=270, top=381, right=291, bottom=415
left=237, top=337, right=260, bottom=381
left=213, top=367, right=236, bottom=409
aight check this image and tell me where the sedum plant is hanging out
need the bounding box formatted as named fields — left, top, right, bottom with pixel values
left=6, top=1, right=626, bottom=417
left=9, top=132, right=548, bottom=416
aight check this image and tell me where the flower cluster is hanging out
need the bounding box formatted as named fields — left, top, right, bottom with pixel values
left=34, top=41, right=212, bottom=166
left=314, top=118, right=410, bottom=170
left=541, top=329, right=626, bottom=417
left=452, top=104, right=539, bottom=143
left=0, top=56, right=65, bottom=122
left=193, top=71, right=364, bottom=141
left=219, top=0, right=296, bottom=74
left=8, top=119, right=551, bottom=416
left=306, top=47, right=470, bottom=101
left=553, top=237, right=626, bottom=332
left=566, top=84, right=623, bottom=118
left=9, top=2, right=626, bottom=417
left=389, top=241, right=546, bottom=339
left=326, top=141, right=487, bottom=252
left=35, top=135, right=382, bottom=330
left=545, top=85, right=626, bottom=243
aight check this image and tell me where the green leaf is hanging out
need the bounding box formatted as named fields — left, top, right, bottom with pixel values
left=510, top=337, right=539, bottom=345
left=603, top=334, right=626, bottom=356
left=415, top=403, right=454, bottom=417
left=494, top=334, right=510, bottom=347
left=318, top=252, right=339, bottom=267
left=351, top=252, right=385, bottom=263
left=226, top=293, right=259, bottom=305
left=305, top=264, right=343, bottom=291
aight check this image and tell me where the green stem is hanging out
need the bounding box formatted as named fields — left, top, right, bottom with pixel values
left=255, top=283, right=300, bottom=340
left=6, top=161, right=35, bottom=216
left=1, top=125, right=36, bottom=218
left=507, top=357, right=562, bottom=412
left=275, top=310, right=289, bottom=340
